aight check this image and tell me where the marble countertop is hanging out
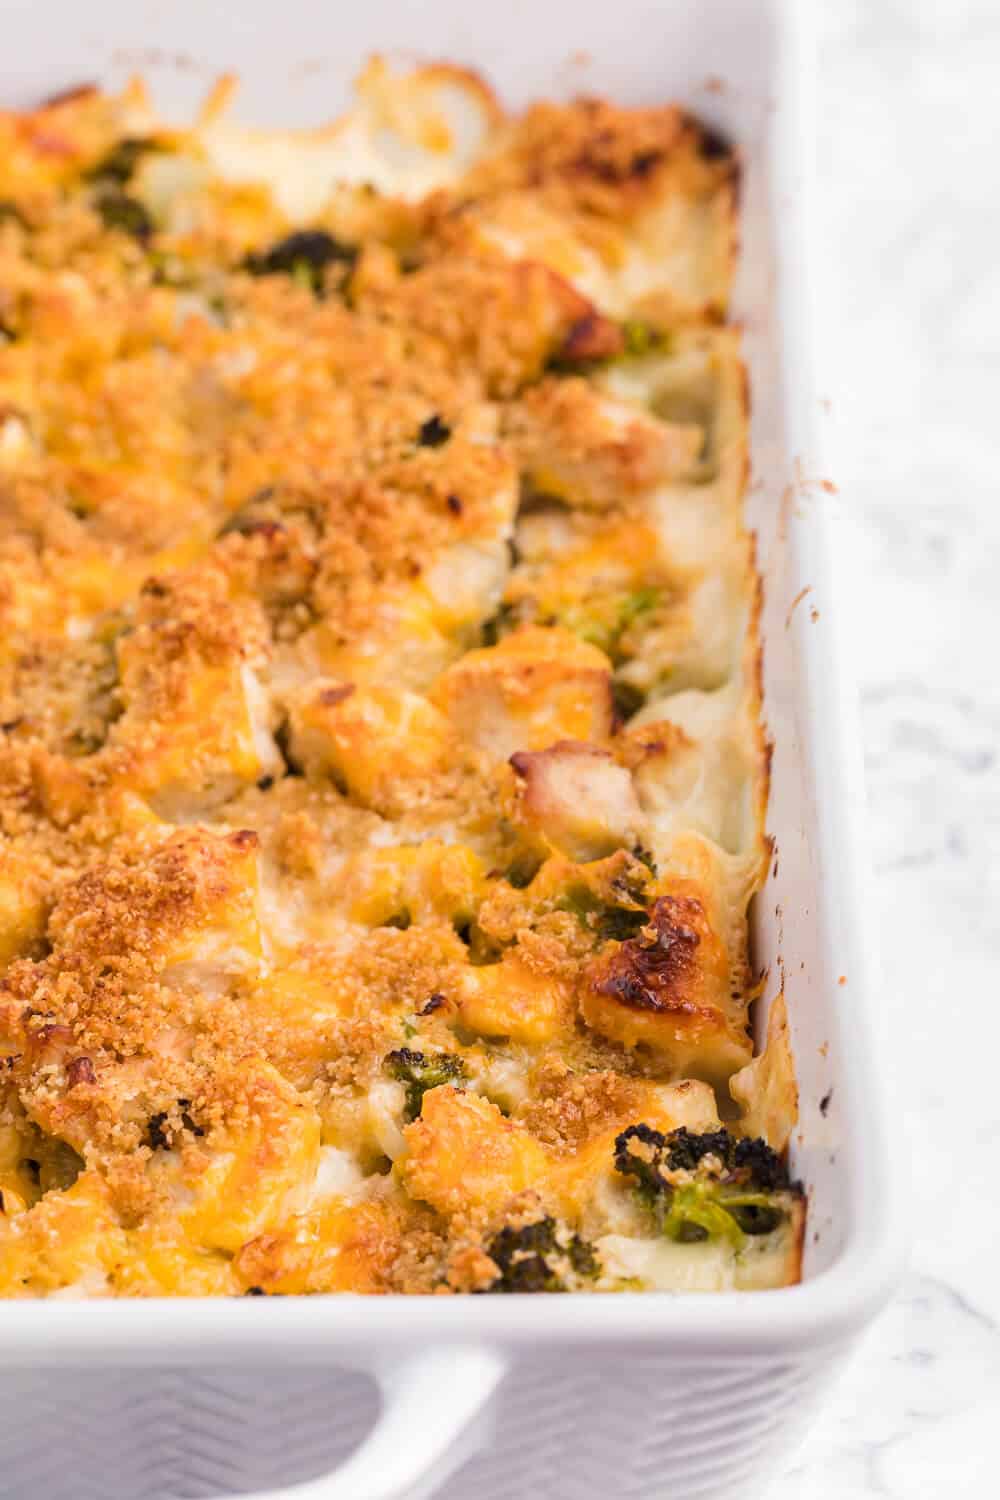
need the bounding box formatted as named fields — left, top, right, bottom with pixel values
left=769, top=2, right=1000, bottom=1495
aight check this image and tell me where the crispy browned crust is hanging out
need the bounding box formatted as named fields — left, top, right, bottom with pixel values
left=0, top=64, right=791, bottom=1298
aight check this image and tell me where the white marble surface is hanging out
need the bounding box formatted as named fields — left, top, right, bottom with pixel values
left=769, top=3, right=1000, bottom=1495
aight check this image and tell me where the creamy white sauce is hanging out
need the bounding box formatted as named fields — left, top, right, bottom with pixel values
left=597, top=1233, right=735, bottom=1292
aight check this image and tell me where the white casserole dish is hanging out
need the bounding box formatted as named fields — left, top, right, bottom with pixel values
left=0, top=1, right=903, bottom=1497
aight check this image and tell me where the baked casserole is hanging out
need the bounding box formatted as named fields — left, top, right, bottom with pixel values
left=0, top=61, right=802, bottom=1297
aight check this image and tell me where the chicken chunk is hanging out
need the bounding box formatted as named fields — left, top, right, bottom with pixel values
left=504, top=376, right=701, bottom=509
left=431, top=627, right=614, bottom=759
left=509, top=739, right=644, bottom=862
left=578, top=835, right=756, bottom=1088
left=399, top=1087, right=550, bottom=1216
left=287, top=681, right=455, bottom=815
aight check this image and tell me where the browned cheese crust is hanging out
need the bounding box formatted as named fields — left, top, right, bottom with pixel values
left=0, top=66, right=799, bottom=1298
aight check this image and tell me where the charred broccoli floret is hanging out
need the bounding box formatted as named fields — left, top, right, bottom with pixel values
left=483, top=1216, right=599, bottom=1293
left=479, top=601, right=519, bottom=647
left=503, top=849, right=546, bottom=889
left=243, top=229, right=356, bottom=294
left=417, top=414, right=451, bottom=448
left=384, top=1047, right=466, bottom=1122
left=613, top=1124, right=799, bottom=1248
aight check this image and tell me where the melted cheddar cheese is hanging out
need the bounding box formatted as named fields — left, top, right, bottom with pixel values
left=0, top=62, right=801, bottom=1298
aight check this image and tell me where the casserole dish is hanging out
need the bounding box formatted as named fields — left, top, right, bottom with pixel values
left=0, top=0, right=902, bottom=1497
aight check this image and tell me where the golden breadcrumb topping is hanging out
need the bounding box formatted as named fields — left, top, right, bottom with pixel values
left=0, top=64, right=801, bottom=1298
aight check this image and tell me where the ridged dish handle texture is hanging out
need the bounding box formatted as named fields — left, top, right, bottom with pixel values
left=217, top=1347, right=507, bottom=1500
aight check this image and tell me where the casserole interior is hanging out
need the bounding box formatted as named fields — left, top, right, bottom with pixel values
left=0, top=0, right=900, bottom=1352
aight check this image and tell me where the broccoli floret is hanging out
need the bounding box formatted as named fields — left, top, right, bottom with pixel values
left=503, top=850, right=545, bottom=890
left=417, top=414, right=451, bottom=447
left=612, top=1122, right=673, bottom=1193
left=243, top=230, right=355, bottom=295
left=384, top=1047, right=466, bottom=1121
left=660, top=1125, right=736, bottom=1172
left=560, top=586, right=661, bottom=662
left=483, top=1216, right=600, bottom=1293
left=94, top=190, right=154, bottom=242
left=451, top=917, right=500, bottom=966
left=613, top=1124, right=797, bottom=1248
left=480, top=601, right=519, bottom=647
left=84, top=137, right=159, bottom=186
left=557, top=858, right=652, bottom=944
left=559, top=882, right=648, bottom=942
left=593, top=905, right=649, bottom=942
left=618, top=586, right=661, bottom=628
left=611, top=677, right=646, bottom=724
left=620, top=320, right=673, bottom=359
left=731, top=1134, right=788, bottom=1191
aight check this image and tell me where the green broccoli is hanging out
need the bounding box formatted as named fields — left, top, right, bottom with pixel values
left=94, top=190, right=154, bottom=242
left=384, top=1047, right=466, bottom=1122
left=561, top=586, right=662, bottom=661
left=617, top=586, right=661, bottom=629
left=84, top=137, right=159, bottom=186
left=557, top=856, right=652, bottom=943
left=503, top=849, right=545, bottom=890
left=620, top=320, right=673, bottom=359
left=613, top=1124, right=800, bottom=1248
left=243, top=229, right=356, bottom=295
left=483, top=1216, right=600, bottom=1293
left=611, top=676, right=646, bottom=724
left=81, top=136, right=161, bottom=242
left=480, top=601, right=519, bottom=647
left=558, top=882, right=648, bottom=942
left=417, top=414, right=451, bottom=448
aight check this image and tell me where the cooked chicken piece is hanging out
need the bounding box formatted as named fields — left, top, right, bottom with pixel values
left=509, top=739, right=644, bottom=863
left=431, top=626, right=614, bottom=759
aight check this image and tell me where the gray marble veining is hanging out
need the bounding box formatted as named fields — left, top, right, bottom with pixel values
left=769, top=2, right=1000, bottom=1493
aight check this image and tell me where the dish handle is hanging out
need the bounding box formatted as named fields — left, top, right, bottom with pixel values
left=222, top=1346, right=507, bottom=1500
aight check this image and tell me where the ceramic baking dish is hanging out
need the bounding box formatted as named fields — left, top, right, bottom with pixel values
left=0, top=1, right=903, bottom=1497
